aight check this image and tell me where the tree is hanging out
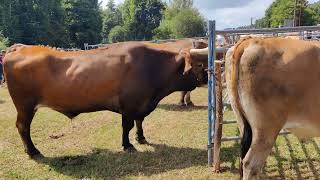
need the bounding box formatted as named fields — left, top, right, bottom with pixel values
left=171, top=9, right=205, bottom=38
left=254, top=0, right=314, bottom=28
left=101, top=0, right=122, bottom=43
left=0, top=0, right=69, bottom=47
left=153, top=0, right=206, bottom=39
left=64, top=0, right=103, bottom=48
left=308, top=2, right=320, bottom=25
left=120, top=0, right=165, bottom=40
left=108, top=25, right=128, bottom=42
left=170, top=0, right=193, bottom=9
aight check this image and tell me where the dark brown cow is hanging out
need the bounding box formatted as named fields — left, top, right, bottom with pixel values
left=3, top=42, right=207, bottom=156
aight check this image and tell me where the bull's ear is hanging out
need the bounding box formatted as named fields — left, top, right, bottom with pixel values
left=178, top=49, right=192, bottom=75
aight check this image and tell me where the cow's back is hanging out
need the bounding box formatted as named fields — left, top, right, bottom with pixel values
left=4, top=43, right=182, bottom=118
left=4, top=44, right=138, bottom=114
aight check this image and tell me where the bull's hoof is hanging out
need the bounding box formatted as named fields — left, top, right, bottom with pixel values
left=185, top=102, right=194, bottom=106
left=136, top=137, right=149, bottom=145
left=30, top=153, right=44, bottom=160
left=124, top=146, right=137, bottom=153
left=26, top=148, right=42, bottom=158
left=178, top=102, right=186, bottom=106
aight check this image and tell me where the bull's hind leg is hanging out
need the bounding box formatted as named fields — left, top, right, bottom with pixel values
left=122, top=115, right=136, bottom=152
left=16, top=105, right=40, bottom=157
left=241, top=125, right=281, bottom=180
left=135, top=119, right=148, bottom=144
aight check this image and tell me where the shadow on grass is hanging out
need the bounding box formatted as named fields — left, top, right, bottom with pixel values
left=0, top=99, right=5, bottom=104
left=33, top=137, right=320, bottom=179
left=218, top=134, right=320, bottom=179
left=220, top=142, right=240, bottom=173
left=157, top=104, right=207, bottom=112
left=262, top=137, right=320, bottom=180
left=35, top=144, right=210, bottom=179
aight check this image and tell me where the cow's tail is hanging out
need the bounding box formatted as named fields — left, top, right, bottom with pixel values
left=229, top=37, right=253, bottom=178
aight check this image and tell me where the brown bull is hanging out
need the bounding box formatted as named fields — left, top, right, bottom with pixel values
left=3, top=42, right=207, bottom=156
left=225, top=38, right=320, bottom=179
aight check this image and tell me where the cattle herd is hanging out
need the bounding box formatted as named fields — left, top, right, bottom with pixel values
left=2, top=36, right=320, bottom=179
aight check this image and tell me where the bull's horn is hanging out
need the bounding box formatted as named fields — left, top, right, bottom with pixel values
left=189, top=47, right=208, bottom=55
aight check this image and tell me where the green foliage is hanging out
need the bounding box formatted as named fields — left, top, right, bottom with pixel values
left=120, top=0, right=165, bottom=41
left=255, top=0, right=319, bottom=28
left=108, top=25, right=128, bottom=43
left=0, top=0, right=207, bottom=47
left=153, top=21, right=173, bottom=39
left=0, top=0, right=69, bottom=47
left=0, top=32, right=9, bottom=50
left=308, top=2, right=320, bottom=25
left=64, top=0, right=103, bottom=48
left=268, top=0, right=296, bottom=27
left=255, top=17, right=269, bottom=28
left=153, top=0, right=205, bottom=39
left=170, top=0, right=193, bottom=9
left=101, top=0, right=122, bottom=43
left=170, top=9, right=206, bottom=38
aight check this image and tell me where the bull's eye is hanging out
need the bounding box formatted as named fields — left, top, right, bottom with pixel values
left=197, top=64, right=204, bottom=67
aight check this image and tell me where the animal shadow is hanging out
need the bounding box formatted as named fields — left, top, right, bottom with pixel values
left=34, top=144, right=208, bottom=179
left=157, top=104, right=207, bottom=112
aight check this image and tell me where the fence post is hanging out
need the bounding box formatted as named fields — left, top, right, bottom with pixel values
left=207, top=20, right=216, bottom=167
left=213, top=61, right=223, bottom=172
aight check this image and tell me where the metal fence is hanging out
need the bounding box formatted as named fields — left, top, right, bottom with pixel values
left=207, top=23, right=320, bottom=172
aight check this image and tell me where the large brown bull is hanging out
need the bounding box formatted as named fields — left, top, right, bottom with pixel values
left=4, top=42, right=207, bottom=156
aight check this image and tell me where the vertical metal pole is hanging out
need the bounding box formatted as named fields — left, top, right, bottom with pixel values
left=207, top=20, right=216, bottom=166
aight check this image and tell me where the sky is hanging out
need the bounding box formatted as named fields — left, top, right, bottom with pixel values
left=100, top=0, right=319, bottom=30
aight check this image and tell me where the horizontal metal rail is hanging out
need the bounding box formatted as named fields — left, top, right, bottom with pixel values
left=220, top=130, right=291, bottom=142
left=223, top=120, right=237, bottom=124
left=216, top=26, right=320, bottom=35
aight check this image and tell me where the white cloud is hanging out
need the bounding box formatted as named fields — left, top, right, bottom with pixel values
left=100, top=0, right=320, bottom=29
left=198, top=0, right=274, bottom=29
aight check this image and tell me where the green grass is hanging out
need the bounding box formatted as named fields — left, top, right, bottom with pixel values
left=0, top=87, right=319, bottom=179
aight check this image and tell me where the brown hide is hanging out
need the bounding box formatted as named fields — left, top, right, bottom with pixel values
left=4, top=43, right=205, bottom=117
left=3, top=42, right=208, bottom=156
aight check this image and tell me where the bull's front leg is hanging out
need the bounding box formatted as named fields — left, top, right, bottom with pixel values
left=122, top=115, right=136, bottom=152
left=184, top=91, right=194, bottom=106
left=135, top=119, right=149, bottom=144
left=178, top=91, right=187, bottom=106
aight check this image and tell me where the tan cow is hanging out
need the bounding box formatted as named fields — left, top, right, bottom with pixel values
left=224, top=37, right=320, bottom=179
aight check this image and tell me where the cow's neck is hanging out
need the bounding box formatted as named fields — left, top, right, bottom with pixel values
left=164, top=74, right=198, bottom=97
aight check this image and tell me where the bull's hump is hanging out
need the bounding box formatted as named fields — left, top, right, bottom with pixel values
left=6, top=44, right=27, bottom=54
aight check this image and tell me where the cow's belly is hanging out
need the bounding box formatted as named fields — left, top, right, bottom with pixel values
left=284, top=116, right=320, bottom=139
left=38, top=94, right=121, bottom=115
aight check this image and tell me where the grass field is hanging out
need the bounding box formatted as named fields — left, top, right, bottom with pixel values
left=0, top=86, right=320, bottom=180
